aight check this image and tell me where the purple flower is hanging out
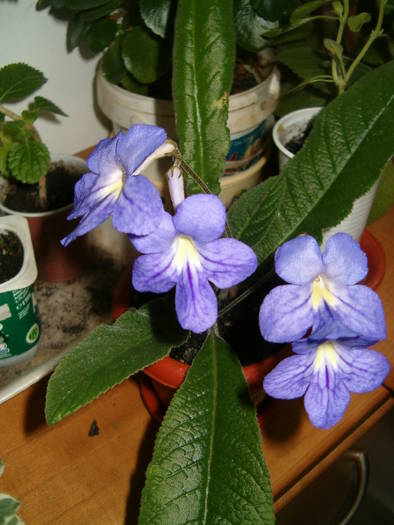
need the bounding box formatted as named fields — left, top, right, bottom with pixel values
left=130, top=194, right=258, bottom=333
left=61, top=124, right=175, bottom=246
left=263, top=334, right=390, bottom=429
left=259, top=233, right=386, bottom=343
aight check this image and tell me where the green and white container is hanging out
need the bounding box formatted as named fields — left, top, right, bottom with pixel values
left=0, top=215, right=40, bottom=366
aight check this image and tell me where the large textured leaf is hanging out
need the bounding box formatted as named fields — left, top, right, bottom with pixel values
left=173, top=0, right=235, bottom=195
left=122, top=25, right=171, bottom=84
left=8, top=141, right=50, bottom=184
left=46, top=298, right=187, bottom=425
left=0, top=63, right=46, bottom=103
left=140, top=0, right=174, bottom=38
left=139, top=333, right=274, bottom=524
left=228, top=61, right=394, bottom=265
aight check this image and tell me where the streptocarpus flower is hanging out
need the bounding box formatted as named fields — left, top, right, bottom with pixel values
left=259, top=233, right=386, bottom=343
left=61, top=124, right=174, bottom=246
left=263, top=334, right=390, bottom=429
left=130, top=193, right=258, bottom=333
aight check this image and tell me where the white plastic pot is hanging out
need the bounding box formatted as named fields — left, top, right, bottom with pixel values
left=0, top=215, right=40, bottom=367
left=96, top=50, right=280, bottom=203
left=272, top=107, right=380, bottom=243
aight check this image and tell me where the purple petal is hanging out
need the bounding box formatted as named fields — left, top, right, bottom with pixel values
left=332, top=284, right=386, bottom=341
left=87, top=134, right=120, bottom=175
left=323, top=233, right=368, bottom=285
left=275, top=235, right=323, bottom=284
left=116, top=124, right=166, bottom=175
left=198, top=238, right=257, bottom=288
left=259, top=284, right=314, bottom=343
left=263, top=354, right=314, bottom=399
left=175, top=267, right=217, bottom=333
left=67, top=172, right=99, bottom=219
left=338, top=348, right=390, bottom=393
left=304, top=381, right=350, bottom=429
left=61, top=194, right=115, bottom=246
left=173, top=195, right=226, bottom=243
left=132, top=251, right=176, bottom=293
left=130, top=212, right=176, bottom=254
left=112, top=175, right=164, bottom=235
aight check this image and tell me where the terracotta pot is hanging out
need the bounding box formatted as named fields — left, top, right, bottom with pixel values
left=112, top=266, right=289, bottom=419
left=0, top=155, right=87, bottom=282
left=112, top=229, right=385, bottom=420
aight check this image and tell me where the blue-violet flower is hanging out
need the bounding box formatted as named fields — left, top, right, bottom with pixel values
left=62, top=124, right=174, bottom=246
left=259, top=233, right=386, bottom=343
left=130, top=192, right=258, bottom=333
left=263, top=332, right=390, bottom=429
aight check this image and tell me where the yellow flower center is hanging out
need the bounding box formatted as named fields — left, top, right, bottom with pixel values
left=173, top=235, right=201, bottom=273
left=310, top=275, right=338, bottom=310
left=314, top=341, right=339, bottom=372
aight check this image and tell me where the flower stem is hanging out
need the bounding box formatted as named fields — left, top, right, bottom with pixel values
left=343, top=0, right=386, bottom=88
left=0, top=104, right=22, bottom=121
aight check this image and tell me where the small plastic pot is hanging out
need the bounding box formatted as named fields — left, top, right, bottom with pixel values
left=0, top=215, right=40, bottom=367
left=0, top=154, right=87, bottom=282
left=272, top=107, right=381, bottom=243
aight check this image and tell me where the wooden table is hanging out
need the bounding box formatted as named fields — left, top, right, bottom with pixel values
left=0, top=207, right=393, bottom=525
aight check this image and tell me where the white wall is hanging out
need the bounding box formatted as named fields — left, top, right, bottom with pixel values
left=0, top=0, right=109, bottom=154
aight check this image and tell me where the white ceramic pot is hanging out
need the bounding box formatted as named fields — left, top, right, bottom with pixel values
left=96, top=50, right=280, bottom=204
left=0, top=215, right=40, bottom=367
left=272, top=107, right=380, bottom=243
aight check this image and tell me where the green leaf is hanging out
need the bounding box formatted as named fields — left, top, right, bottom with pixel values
left=64, top=0, right=110, bottom=9
left=21, top=109, right=39, bottom=124
left=332, top=1, right=343, bottom=16
left=0, top=458, right=3, bottom=477
left=120, top=72, right=150, bottom=95
left=0, top=63, right=46, bottom=104
left=102, top=38, right=125, bottom=85
left=66, top=15, right=87, bottom=52
left=252, top=0, right=298, bottom=22
left=122, top=26, right=171, bottom=84
left=276, top=45, right=326, bottom=81
left=234, top=0, right=277, bottom=52
left=31, top=96, right=68, bottom=117
left=228, top=61, right=394, bottom=265
left=348, top=12, right=372, bottom=33
left=85, top=18, right=118, bottom=53
left=323, top=38, right=343, bottom=58
left=173, top=0, right=235, bottom=195
left=45, top=297, right=187, bottom=425
left=139, top=333, right=274, bottom=525
left=7, top=141, right=50, bottom=184
left=368, top=160, right=394, bottom=223
left=140, top=0, right=173, bottom=38
left=0, top=495, right=21, bottom=521
left=290, top=0, right=328, bottom=24
left=80, top=0, right=123, bottom=21
left=276, top=86, right=328, bottom=117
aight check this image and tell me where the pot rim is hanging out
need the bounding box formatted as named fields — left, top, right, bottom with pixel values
left=272, top=106, right=323, bottom=159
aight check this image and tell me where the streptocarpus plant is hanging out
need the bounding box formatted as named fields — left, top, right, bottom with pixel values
left=0, top=63, right=67, bottom=207
left=44, top=5, right=393, bottom=523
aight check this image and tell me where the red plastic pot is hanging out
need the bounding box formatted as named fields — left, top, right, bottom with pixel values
left=112, top=229, right=385, bottom=421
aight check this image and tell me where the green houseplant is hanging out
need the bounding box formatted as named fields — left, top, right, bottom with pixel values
left=0, top=63, right=87, bottom=281
left=42, top=1, right=393, bottom=523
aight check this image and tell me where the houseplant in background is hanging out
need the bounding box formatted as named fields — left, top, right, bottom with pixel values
left=41, top=1, right=392, bottom=523
left=269, top=0, right=394, bottom=242
left=37, top=0, right=286, bottom=205
left=0, top=62, right=86, bottom=281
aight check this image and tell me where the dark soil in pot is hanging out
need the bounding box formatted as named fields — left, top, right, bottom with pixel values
left=3, top=162, right=79, bottom=213
left=0, top=230, right=24, bottom=283
left=285, top=117, right=315, bottom=156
